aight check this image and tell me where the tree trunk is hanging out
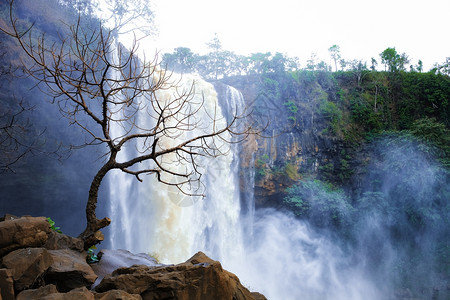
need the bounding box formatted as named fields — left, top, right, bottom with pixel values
left=78, top=162, right=113, bottom=250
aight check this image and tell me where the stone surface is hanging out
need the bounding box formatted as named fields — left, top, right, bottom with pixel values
left=94, top=289, right=142, bottom=300
left=45, top=249, right=97, bottom=292
left=43, top=232, right=84, bottom=252
left=96, top=251, right=265, bottom=300
left=16, top=285, right=95, bottom=300
left=251, top=292, right=268, bottom=300
left=0, top=215, right=18, bottom=222
left=0, top=268, right=15, bottom=300
left=16, top=284, right=58, bottom=300
left=1, top=248, right=53, bottom=292
left=0, top=217, right=51, bottom=257
left=90, top=249, right=160, bottom=288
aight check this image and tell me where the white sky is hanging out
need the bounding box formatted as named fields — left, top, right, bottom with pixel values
left=146, top=0, right=449, bottom=70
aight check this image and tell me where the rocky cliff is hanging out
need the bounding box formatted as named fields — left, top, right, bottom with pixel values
left=217, top=73, right=361, bottom=208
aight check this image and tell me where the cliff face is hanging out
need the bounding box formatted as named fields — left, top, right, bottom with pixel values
left=218, top=72, right=362, bottom=208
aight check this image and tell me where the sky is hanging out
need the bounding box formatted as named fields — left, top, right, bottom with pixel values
left=145, top=0, right=450, bottom=71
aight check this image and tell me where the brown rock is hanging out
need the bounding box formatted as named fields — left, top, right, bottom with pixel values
left=16, top=284, right=58, bottom=300
left=16, top=285, right=95, bottom=300
left=96, top=251, right=263, bottom=300
left=90, top=249, right=160, bottom=288
left=45, top=249, right=97, bottom=292
left=1, top=248, right=53, bottom=292
left=251, top=292, right=268, bottom=300
left=0, top=268, right=15, bottom=300
left=43, top=231, right=84, bottom=252
left=0, top=215, right=18, bottom=222
left=0, top=216, right=51, bottom=257
left=94, top=289, right=142, bottom=300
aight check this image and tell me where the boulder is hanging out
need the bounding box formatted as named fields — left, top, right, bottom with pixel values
left=0, top=215, right=18, bottom=222
left=45, top=249, right=97, bottom=292
left=90, top=249, right=160, bottom=287
left=43, top=231, right=84, bottom=252
left=96, top=251, right=265, bottom=300
left=0, top=268, right=15, bottom=300
left=0, top=216, right=51, bottom=257
left=16, top=284, right=58, bottom=300
left=1, top=248, right=53, bottom=292
left=16, top=285, right=95, bottom=300
left=94, top=289, right=142, bottom=300
left=251, top=292, right=268, bottom=300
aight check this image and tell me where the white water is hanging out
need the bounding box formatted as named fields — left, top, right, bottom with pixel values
left=108, top=76, right=382, bottom=300
left=108, top=75, right=245, bottom=263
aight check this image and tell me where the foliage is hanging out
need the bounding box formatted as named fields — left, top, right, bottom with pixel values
left=380, top=47, right=409, bottom=72
left=409, top=117, right=450, bottom=167
left=255, top=154, right=269, bottom=180
left=319, top=99, right=343, bottom=135
left=86, top=245, right=100, bottom=264
left=284, top=179, right=353, bottom=229
left=284, top=162, right=299, bottom=181
left=46, top=217, right=62, bottom=233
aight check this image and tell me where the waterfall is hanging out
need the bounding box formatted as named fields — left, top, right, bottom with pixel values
left=107, top=75, right=384, bottom=299
left=108, top=74, right=246, bottom=264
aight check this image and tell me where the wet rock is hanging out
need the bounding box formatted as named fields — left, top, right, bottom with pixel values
left=16, top=284, right=58, bottom=300
left=1, top=248, right=53, bottom=292
left=96, top=251, right=264, bottom=300
left=0, top=216, right=51, bottom=257
left=251, top=292, right=268, bottom=300
left=45, top=249, right=97, bottom=292
left=90, top=249, right=160, bottom=288
left=0, top=268, right=15, bottom=300
left=16, top=285, right=94, bottom=300
left=94, top=289, right=142, bottom=300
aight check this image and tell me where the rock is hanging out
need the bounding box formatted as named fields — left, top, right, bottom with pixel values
left=16, top=284, right=58, bottom=300
left=251, top=292, right=268, bottom=300
left=94, top=289, right=142, bottom=300
left=16, top=285, right=95, bottom=300
left=45, top=249, right=97, bottom=292
left=0, top=215, right=18, bottom=222
left=0, top=268, right=15, bottom=300
left=90, top=249, right=160, bottom=288
left=43, top=231, right=84, bottom=252
left=1, top=248, right=53, bottom=292
left=0, top=216, right=51, bottom=257
left=96, top=251, right=264, bottom=300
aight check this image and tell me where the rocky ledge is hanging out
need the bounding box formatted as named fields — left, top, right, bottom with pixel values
left=0, top=215, right=266, bottom=300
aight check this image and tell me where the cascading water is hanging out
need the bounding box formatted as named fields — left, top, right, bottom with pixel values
left=108, top=75, right=246, bottom=264
left=108, top=74, right=383, bottom=299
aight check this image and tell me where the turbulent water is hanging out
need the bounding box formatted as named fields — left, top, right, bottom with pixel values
left=107, top=76, right=387, bottom=300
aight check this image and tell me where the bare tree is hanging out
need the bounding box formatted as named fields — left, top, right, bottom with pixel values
left=0, top=99, right=38, bottom=172
left=0, top=0, right=255, bottom=249
left=0, top=35, right=41, bottom=172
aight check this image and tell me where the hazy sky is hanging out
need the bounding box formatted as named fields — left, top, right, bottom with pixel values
left=148, top=0, right=449, bottom=70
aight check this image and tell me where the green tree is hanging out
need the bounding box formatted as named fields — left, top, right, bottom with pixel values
left=370, top=57, right=378, bottom=71
left=206, top=33, right=223, bottom=79
left=306, top=53, right=318, bottom=71
left=416, top=60, right=423, bottom=73
left=328, top=44, right=341, bottom=72
left=162, top=47, right=196, bottom=73
left=380, top=47, right=409, bottom=72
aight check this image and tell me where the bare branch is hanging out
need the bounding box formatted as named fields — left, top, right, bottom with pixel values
left=0, top=0, right=261, bottom=248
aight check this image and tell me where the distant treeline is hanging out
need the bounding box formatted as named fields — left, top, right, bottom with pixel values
left=162, top=38, right=450, bottom=80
